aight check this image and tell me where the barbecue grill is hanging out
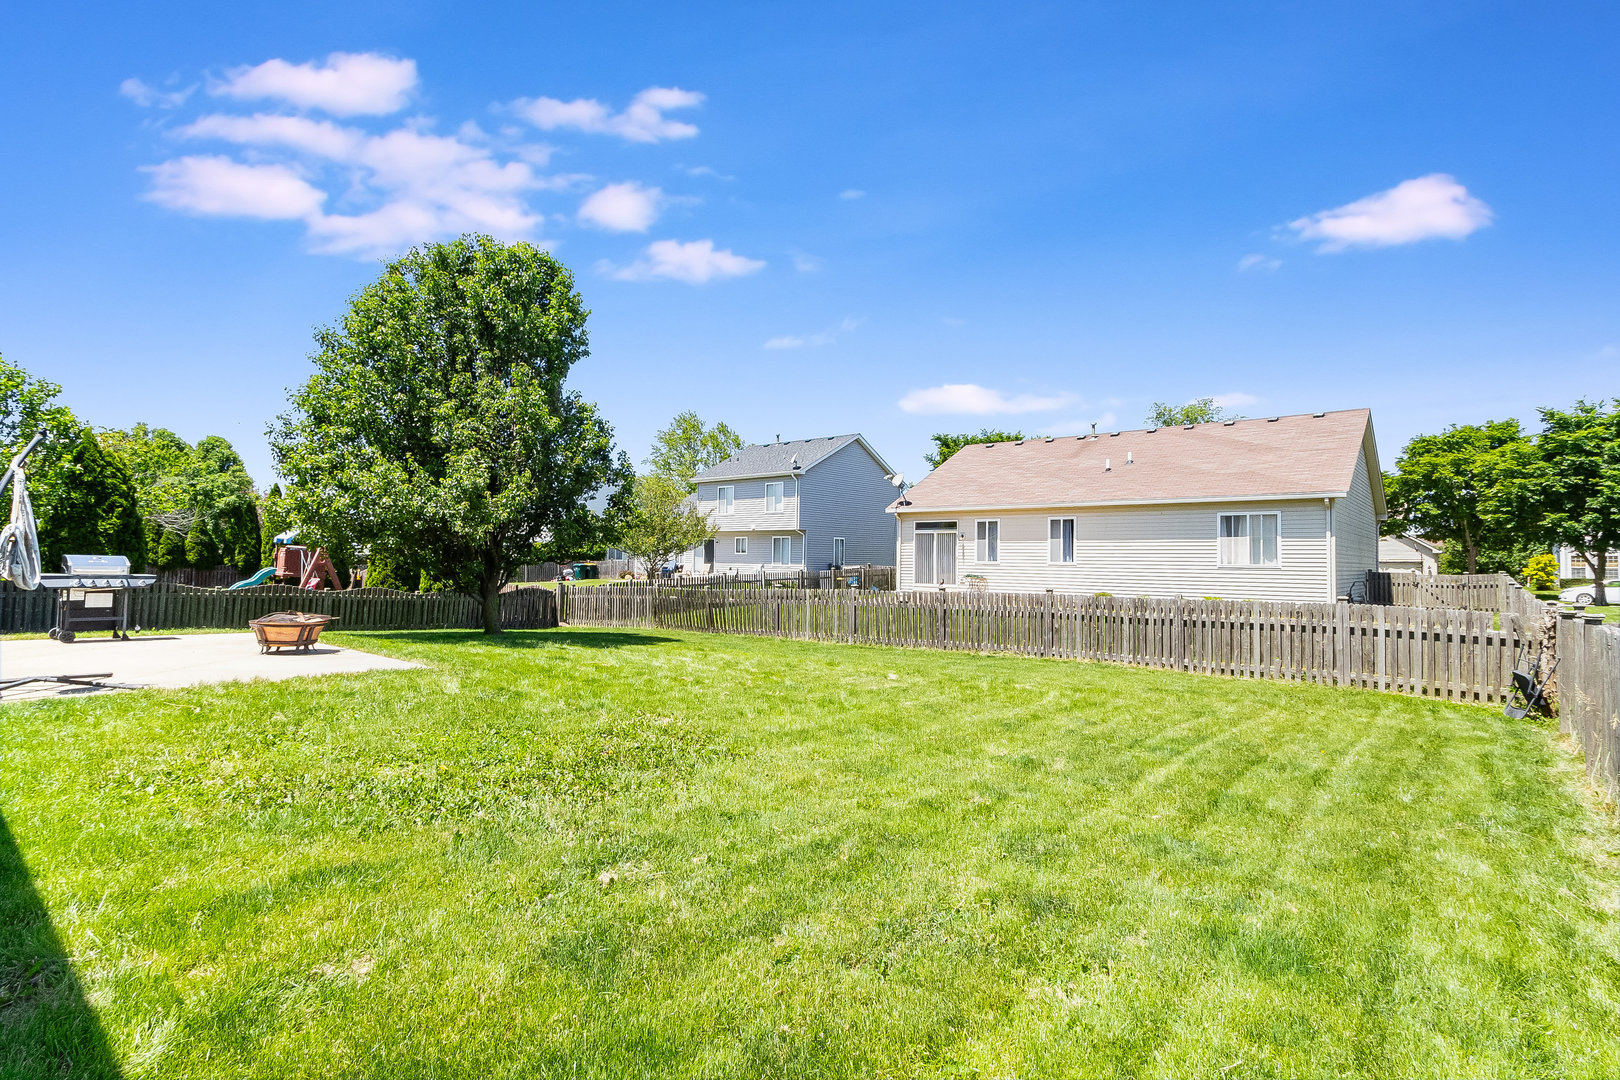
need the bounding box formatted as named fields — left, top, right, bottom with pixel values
left=38, top=554, right=157, bottom=642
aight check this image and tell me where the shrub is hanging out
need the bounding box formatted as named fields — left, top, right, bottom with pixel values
left=365, top=553, right=414, bottom=591
left=155, top=528, right=187, bottom=570
left=1522, top=553, right=1559, bottom=591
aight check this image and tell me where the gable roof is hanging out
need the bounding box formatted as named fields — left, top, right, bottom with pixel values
left=695, top=434, right=893, bottom=482
left=891, top=409, right=1384, bottom=515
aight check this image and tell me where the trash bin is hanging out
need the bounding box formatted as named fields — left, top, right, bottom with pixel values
left=573, top=562, right=598, bottom=580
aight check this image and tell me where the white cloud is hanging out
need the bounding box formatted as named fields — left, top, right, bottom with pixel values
left=142, top=155, right=325, bottom=219
left=1288, top=173, right=1492, bottom=252
left=898, top=383, right=1077, bottom=415
left=171, top=111, right=546, bottom=256
left=212, top=52, right=418, bottom=116
left=839, top=188, right=865, bottom=200
left=682, top=164, right=733, bottom=180
left=764, top=317, right=860, bottom=349
left=120, top=77, right=193, bottom=109
left=180, top=113, right=364, bottom=158
left=1237, top=253, right=1281, bottom=272
left=578, top=181, right=663, bottom=232
left=605, top=239, right=764, bottom=284
left=515, top=86, right=702, bottom=143
left=791, top=252, right=823, bottom=273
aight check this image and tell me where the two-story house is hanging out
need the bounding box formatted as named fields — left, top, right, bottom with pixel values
left=684, top=435, right=899, bottom=574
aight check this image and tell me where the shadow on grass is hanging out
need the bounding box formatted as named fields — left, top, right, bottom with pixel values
left=351, top=628, right=679, bottom=650
left=0, top=812, right=122, bottom=1078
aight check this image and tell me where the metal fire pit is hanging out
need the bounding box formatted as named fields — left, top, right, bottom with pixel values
left=249, top=612, right=338, bottom=653
left=38, top=555, right=158, bottom=642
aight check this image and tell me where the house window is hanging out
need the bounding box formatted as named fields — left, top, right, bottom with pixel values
left=772, top=536, right=793, bottom=564
left=833, top=537, right=846, bottom=566
left=734, top=536, right=747, bottom=555
left=1218, top=512, right=1280, bottom=566
left=976, top=520, right=999, bottom=563
left=914, top=521, right=957, bottom=585
left=717, top=485, right=734, bottom=514
left=1048, top=517, right=1075, bottom=563
left=765, top=482, right=784, bottom=513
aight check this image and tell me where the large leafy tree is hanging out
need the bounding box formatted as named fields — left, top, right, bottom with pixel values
left=1514, top=401, right=1620, bottom=605
left=1, top=351, right=80, bottom=485
left=101, top=426, right=261, bottom=569
left=34, top=429, right=146, bottom=569
left=647, top=411, right=744, bottom=484
left=270, top=235, right=630, bottom=632
left=1382, top=420, right=1530, bottom=574
left=615, top=474, right=715, bottom=580
left=925, top=429, right=1028, bottom=469
left=1146, top=398, right=1241, bottom=427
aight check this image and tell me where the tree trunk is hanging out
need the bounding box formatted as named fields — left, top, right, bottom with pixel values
left=480, top=573, right=503, bottom=634
left=1592, top=550, right=1610, bottom=607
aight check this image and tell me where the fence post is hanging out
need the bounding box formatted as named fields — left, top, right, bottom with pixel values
left=558, top=582, right=568, bottom=624
left=937, top=585, right=947, bottom=647
left=1043, top=589, right=1053, bottom=658
left=1335, top=601, right=1350, bottom=687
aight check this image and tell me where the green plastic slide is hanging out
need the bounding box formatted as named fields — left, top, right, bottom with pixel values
left=228, top=566, right=277, bottom=590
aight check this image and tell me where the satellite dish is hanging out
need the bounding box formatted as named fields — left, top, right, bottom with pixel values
left=890, top=473, right=905, bottom=488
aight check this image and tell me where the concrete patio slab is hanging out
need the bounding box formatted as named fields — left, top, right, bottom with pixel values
left=0, top=632, right=419, bottom=701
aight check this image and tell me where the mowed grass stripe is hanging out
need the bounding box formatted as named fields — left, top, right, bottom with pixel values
left=1, top=627, right=1616, bottom=1079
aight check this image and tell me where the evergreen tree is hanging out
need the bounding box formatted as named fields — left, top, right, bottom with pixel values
left=185, top=518, right=220, bottom=569
left=155, top=528, right=188, bottom=570
left=260, top=484, right=286, bottom=568
left=34, top=429, right=145, bottom=569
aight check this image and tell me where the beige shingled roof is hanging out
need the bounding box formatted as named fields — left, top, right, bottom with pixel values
left=890, top=409, right=1382, bottom=514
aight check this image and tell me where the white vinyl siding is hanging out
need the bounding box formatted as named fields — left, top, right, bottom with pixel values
left=717, top=485, right=735, bottom=515
left=898, top=501, right=1332, bottom=601
left=1049, top=517, right=1075, bottom=563
left=734, top=536, right=747, bottom=554
left=1334, top=445, right=1380, bottom=596
left=976, top=520, right=999, bottom=563
left=772, top=536, right=793, bottom=564
left=692, top=478, right=799, bottom=530
left=1218, top=512, right=1279, bottom=567
left=765, top=482, right=784, bottom=514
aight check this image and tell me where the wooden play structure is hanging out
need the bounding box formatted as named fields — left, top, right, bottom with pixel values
left=272, top=532, right=345, bottom=590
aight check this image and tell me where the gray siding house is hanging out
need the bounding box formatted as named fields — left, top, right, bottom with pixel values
left=683, top=435, right=898, bottom=573
left=889, top=409, right=1387, bottom=602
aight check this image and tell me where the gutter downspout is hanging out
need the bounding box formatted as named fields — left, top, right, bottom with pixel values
left=1324, top=497, right=1337, bottom=602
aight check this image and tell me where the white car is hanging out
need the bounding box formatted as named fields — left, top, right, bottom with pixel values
left=1558, top=580, right=1619, bottom=606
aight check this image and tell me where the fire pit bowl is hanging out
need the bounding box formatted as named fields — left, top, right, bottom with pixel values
left=249, top=612, right=339, bottom=654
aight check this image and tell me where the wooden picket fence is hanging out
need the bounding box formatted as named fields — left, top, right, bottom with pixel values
left=1388, top=571, right=1513, bottom=611
left=0, top=581, right=556, bottom=633
left=1556, top=611, right=1620, bottom=805
left=560, top=582, right=1535, bottom=705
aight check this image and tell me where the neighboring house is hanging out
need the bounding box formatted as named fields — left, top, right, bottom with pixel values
left=889, top=409, right=1386, bottom=602
left=1379, top=533, right=1442, bottom=575
left=1555, top=544, right=1619, bottom=580
left=683, top=434, right=898, bottom=574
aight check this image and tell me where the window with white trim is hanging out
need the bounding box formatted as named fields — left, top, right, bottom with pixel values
left=1048, top=517, right=1075, bottom=563
left=734, top=536, right=747, bottom=554
left=772, top=536, right=793, bottom=563
left=833, top=537, right=846, bottom=566
left=764, top=482, right=784, bottom=513
left=1218, top=512, right=1280, bottom=566
left=717, top=485, right=734, bottom=514
left=976, top=520, right=999, bottom=562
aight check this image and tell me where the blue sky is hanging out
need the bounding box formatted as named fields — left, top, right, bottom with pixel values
left=3, top=1, right=1617, bottom=487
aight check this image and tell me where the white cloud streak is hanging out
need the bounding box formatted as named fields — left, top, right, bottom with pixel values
left=839, top=188, right=865, bottom=200
left=515, top=87, right=702, bottom=142
left=898, top=384, right=1077, bottom=415
left=211, top=52, right=418, bottom=116
left=1237, top=253, right=1281, bottom=272
left=1288, top=173, right=1492, bottom=252
left=764, top=317, right=860, bottom=349
left=1212, top=391, right=1259, bottom=409
left=605, top=239, right=764, bottom=284
left=120, top=77, right=193, bottom=109
left=142, top=156, right=325, bottom=219
left=578, top=181, right=663, bottom=232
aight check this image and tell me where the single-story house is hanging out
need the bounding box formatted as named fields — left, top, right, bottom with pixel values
left=683, top=434, right=898, bottom=574
left=888, top=408, right=1386, bottom=602
left=1378, top=533, right=1442, bottom=575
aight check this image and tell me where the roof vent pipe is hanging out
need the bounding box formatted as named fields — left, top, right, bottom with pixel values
left=1091, top=422, right=1097, bottom=437
left=1127, top=451, right=1133, bottom=464
left=1104, top=458, right=1111, bottom=472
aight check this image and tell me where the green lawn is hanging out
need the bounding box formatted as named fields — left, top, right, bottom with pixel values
left=3, top=628, right=1618, bottom=1079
